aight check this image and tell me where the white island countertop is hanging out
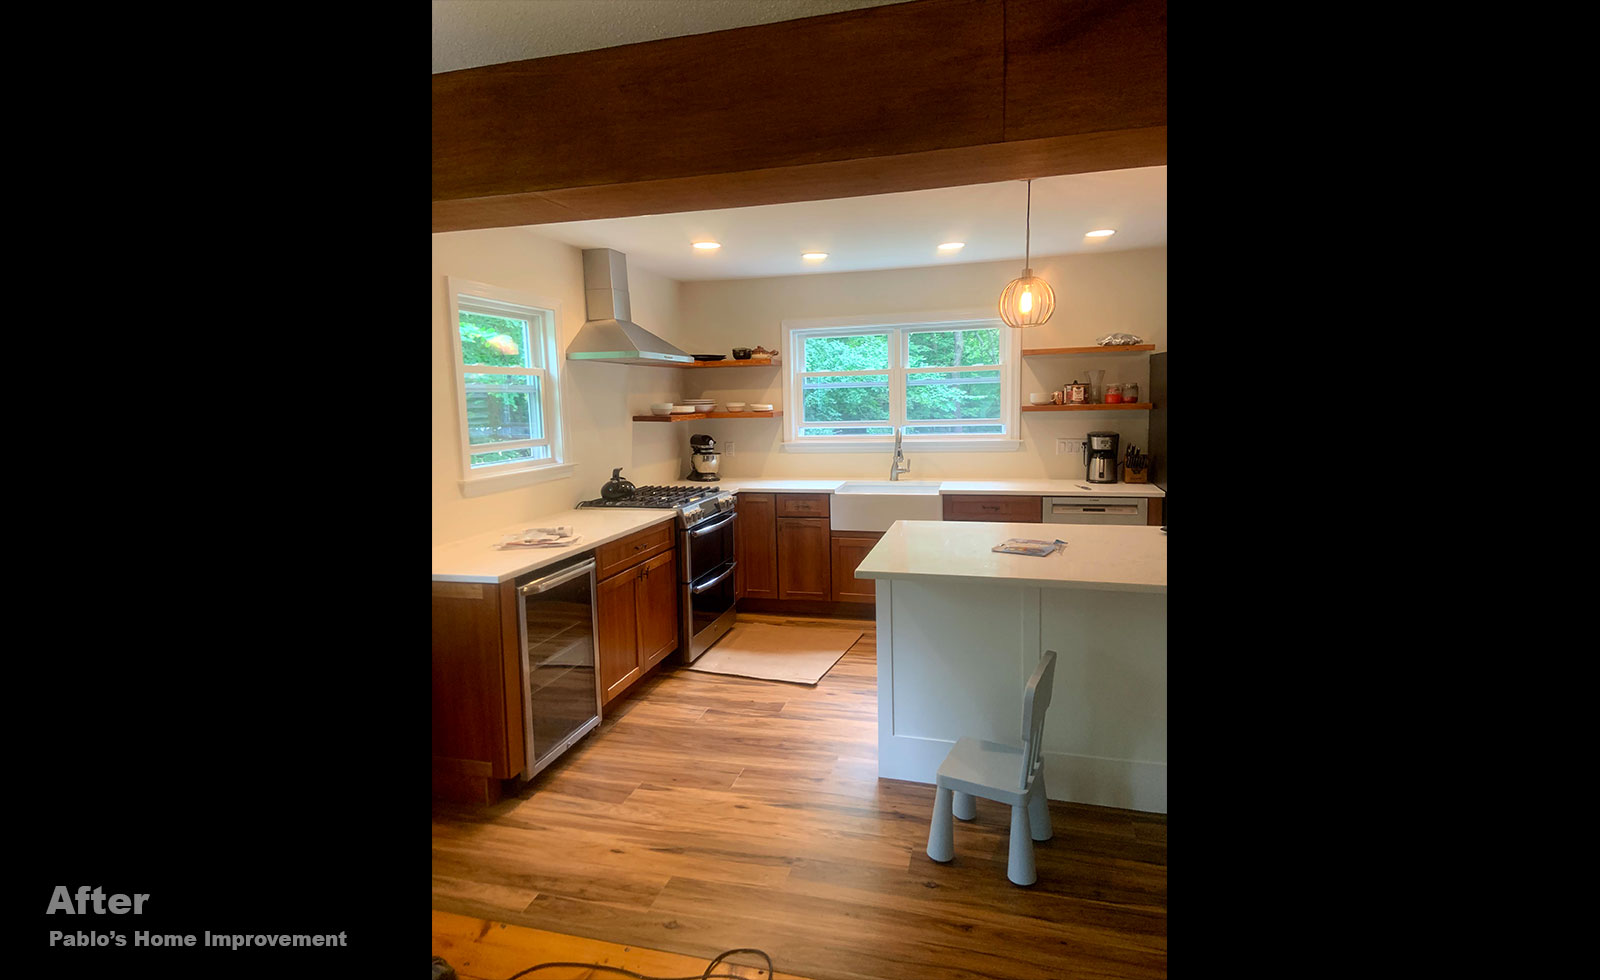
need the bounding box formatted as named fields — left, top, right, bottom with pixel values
left=855, top=520, right=1166, bottom=594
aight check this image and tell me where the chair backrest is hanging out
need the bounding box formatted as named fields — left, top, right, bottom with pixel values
left=1017, top=650, right=1058, bottom=791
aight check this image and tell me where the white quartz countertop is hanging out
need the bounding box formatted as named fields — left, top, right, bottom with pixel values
left=670, top=478, right=1163, bottom=496
left=854, top=520, right=1167, bottom=593
left=934, top=479, right=1163, bottom=497
left=431, top=508, right=677, bottom=584
left=432, top=479, right=1160, bottom=583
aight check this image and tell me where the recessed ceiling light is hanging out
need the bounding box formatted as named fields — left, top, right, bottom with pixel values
left=938, top=242, right=965, bottom=251
left=801, top=252, right=828, bottom=260
left=1085, top=229, right=1116, bottom=238
left=692, top=241, right=721, bottom=250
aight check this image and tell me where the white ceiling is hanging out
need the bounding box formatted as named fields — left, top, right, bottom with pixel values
left=433, top=1, right=1167, bottom=283
left=431, top=0, right=910, bottom=73
left=529, top=167, right=1167, bottom=281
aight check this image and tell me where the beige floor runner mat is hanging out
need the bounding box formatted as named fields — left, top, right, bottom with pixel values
left=686, top=622, right=863, bottom=685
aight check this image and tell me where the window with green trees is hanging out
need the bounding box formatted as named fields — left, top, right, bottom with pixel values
left=790, top=319, right=1010, bottom=442
left=449, top=284, right=565, bottom=478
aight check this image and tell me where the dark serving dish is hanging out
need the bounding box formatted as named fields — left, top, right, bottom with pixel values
left=692, top=354, right=727, bottom=361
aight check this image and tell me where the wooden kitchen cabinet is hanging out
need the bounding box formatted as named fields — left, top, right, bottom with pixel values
left=595, top=565, right=642, bottom=703
left=830, top=531, right=884, bottom=602
left=735, top=492, right=779, bottom=599
left=431, top=579, right=524, bottom=804
left=637, top=550, right=680, bottom=669
left=942, top=495, right=1043, bottom=523
left=777, top=517, right=832, bottom=600
left=596, top=546, right=679, bottom=707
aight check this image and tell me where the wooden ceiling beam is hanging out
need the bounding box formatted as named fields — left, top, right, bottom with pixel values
left=431, top=0, right=1166, bottom=232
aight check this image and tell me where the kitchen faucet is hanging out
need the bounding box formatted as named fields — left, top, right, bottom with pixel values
left=889, top=427, right=910, bottom=481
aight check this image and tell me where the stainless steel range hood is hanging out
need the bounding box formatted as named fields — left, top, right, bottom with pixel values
left=566, top=248, right=692, bottom=366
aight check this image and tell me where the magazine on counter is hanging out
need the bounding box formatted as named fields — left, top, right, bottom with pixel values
left=992, top=537, right=1066, bottom=557
left=494, top=526, right=581, bottom=549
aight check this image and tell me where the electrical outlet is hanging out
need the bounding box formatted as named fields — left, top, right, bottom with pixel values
left=724, top=441, right=735, bottom=456
left=1056, top=438, right=1083, bottom=456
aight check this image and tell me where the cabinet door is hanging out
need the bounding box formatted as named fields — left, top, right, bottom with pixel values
left=777, top=517, right=832, bottom=600
left=637, top=550, right=680, bottom=669
left=596, top=565, right=642, bottom=705
left=735, top=493, right=779, bottom=599
left=830, top=532, right=884, bottom=602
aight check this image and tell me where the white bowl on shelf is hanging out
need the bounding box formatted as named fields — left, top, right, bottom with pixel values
left=1028, top=393, right=1054, bottom=405
left=650, top=402, right=675, bottom=415
left=671, top=405, right=696, bottom=414
left=750, top=403, right=774, bottom=412
left=681, top=399, right=716, bottom=406
left=725, top=402, right=746, bottom=411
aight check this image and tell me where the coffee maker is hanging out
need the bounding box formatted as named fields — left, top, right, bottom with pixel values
left=686, top=433, right=721, bottom=482
left=1083, top=431, right=1119, bottom=483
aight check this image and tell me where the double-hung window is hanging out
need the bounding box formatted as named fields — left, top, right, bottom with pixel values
left=446, top=278, right=570, bottom=493
left=781, top=310, right=1019, bottom=451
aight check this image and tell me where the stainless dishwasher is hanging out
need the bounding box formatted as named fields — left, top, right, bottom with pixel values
left=1043, top=495, right=1149, bottom=525
left=514, top=555, right=603, bottom=779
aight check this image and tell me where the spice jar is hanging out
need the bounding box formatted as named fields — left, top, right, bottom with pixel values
left=1067, top=380, right=1088, bottom=404
left=1121, top=381, right=1139, bottom=404
left=1104, top=383, right=1124, bottom=404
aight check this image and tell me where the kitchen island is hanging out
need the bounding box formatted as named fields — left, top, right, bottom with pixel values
left=855, top=520, right=1167, bottom=813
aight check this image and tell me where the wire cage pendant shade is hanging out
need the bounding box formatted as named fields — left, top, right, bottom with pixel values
left=998, top=180, right=1055, bottom=328
left=998, top=271, right=1054, bottom=327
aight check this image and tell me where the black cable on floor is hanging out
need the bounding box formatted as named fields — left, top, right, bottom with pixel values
left=498, top=946, right=776, bottom=980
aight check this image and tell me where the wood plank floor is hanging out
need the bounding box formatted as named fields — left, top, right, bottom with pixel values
left=431, top=613, right=1167, bottom=980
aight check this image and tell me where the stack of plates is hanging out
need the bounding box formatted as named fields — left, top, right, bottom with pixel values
left=680, top=399, right=716, bottom=412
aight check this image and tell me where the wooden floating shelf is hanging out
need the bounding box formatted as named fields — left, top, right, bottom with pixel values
left=684, top=357, right=780, bottom=368
left=1022, top=345, right=1155, bottom=356
left=1021, top=403, right=1153, bottom=412
left=633, top=411, right=782, bottom=422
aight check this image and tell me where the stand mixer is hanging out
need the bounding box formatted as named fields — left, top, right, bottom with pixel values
left=686, top=433, right=721, bottom=482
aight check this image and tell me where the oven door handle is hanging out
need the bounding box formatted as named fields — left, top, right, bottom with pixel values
left=691, top=562, right=737, bottom=594
left=688, top=511, right=736, bottom=538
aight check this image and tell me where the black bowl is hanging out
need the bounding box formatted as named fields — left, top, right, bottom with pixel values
left=731, top=348, right=753, bottom=359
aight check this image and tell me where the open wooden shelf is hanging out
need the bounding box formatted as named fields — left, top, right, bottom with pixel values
left=633, top=410, right=782, bottom=422
left=684, top=357, right=780, bottom=368
left=1022, top=345, right=1155, bottom=356
left=1021, top=403, right=1153, bottom=412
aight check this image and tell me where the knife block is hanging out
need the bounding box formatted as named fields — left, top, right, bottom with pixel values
left=1122, top=463, right=1149, bottom=484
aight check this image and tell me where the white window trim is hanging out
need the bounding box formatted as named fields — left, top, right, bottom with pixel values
left=779, top=309, right=1022, bottom=452
left=446, top=277, right=574, bottom=494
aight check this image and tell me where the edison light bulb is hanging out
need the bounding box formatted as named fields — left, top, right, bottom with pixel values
left=1019, top=289, right=1033, bottom=314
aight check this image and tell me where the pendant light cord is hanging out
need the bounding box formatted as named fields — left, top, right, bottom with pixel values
left=1024, top=179, right=1032, bottom=270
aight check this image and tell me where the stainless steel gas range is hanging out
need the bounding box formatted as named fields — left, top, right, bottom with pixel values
left=576, top=484, right=737, bottom=663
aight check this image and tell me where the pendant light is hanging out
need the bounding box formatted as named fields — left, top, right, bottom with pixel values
left=998, top=179, right=1055, bottom=328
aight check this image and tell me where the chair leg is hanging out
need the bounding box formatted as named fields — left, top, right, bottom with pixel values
left=952, top=790, right=977, bottom=821
left=927, top=785, right=955, bottom=863
left=1007, top=803, right=1037, bottom=886
left=1028, top=775, right=1053, bottom=842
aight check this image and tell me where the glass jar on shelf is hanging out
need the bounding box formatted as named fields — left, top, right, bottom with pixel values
left=1104, top=383, right=1124, bottom=404
left=1121, top=381, right=1139, bottom=404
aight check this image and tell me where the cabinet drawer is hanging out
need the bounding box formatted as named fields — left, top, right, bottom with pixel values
left=942, top=495, right=1043, bottom=522
left=776, top=493, right=830, bottom=517
left=595, top=519, right=676, bottom=580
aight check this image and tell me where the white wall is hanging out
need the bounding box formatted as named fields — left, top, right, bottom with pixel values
left=432, top=228, right=688, bottom=545
left=433, top=238, right=1166, bottom=545
left=676, top=246, right=1167, bottom=479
